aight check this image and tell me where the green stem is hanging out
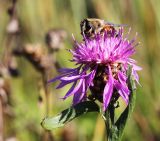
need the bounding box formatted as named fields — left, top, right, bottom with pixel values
left=105, top=104, right=119, bottom=141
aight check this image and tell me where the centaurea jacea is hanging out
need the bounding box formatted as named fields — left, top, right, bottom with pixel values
left=50, top=28, right=141, bottom=111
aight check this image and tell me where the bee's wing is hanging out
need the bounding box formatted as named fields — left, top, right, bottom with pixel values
left=104, top=21, right=128, bottom=27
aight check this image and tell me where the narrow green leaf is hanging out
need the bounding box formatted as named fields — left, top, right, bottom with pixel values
left=105, top=105, right=119, bottom=141
left=41, top=101, right=100, bottom=130
left=115, top=67, right=136, bottom=139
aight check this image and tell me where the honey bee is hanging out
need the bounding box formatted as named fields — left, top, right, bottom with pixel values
left=80, top=18, right=126, bottom=38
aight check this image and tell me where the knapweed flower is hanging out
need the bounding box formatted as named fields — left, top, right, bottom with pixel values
left=50, top=28, right=141, bottom=111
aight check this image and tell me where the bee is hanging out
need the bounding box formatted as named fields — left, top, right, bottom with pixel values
left=80, top=18, right=126, bottom=38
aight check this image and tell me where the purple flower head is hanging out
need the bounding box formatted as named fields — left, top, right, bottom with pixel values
left=50, top=28, right=141, bottom=111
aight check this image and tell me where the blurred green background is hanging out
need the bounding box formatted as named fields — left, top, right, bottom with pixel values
left=0, top=0, right=160, bottom=141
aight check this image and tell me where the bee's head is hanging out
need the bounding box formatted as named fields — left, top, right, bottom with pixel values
left=80, top=19, right=93, bottom=36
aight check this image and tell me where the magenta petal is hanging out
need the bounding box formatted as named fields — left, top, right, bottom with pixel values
left=73, top=79, right=86, bottom=105
left=118, top=72, right=130, bottom=95
left=114, top=80, right=129, bottom=104
left=48, top=75, right=65, bottom=83
left=60, top=75, right=81, bottom=81
left=118, top=72, right=127, bottom=82
left=131, top=63, right=142, bottom=71
left=85, top=69, right=96, bottom=87
left=118, top=71, right=127, bottom=87
left=128, top=59, right=142, bottom=71
left=48, top=68, right=79, bottom=83
left=62, top=81, right=77, bottom=100
left=103, top=70, right=114, bottom=111
left=56, top=80, right=72, bottom=89
left=58, top=67, right=79, bottom=73
left=132, top=69, right=141, bottom=86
